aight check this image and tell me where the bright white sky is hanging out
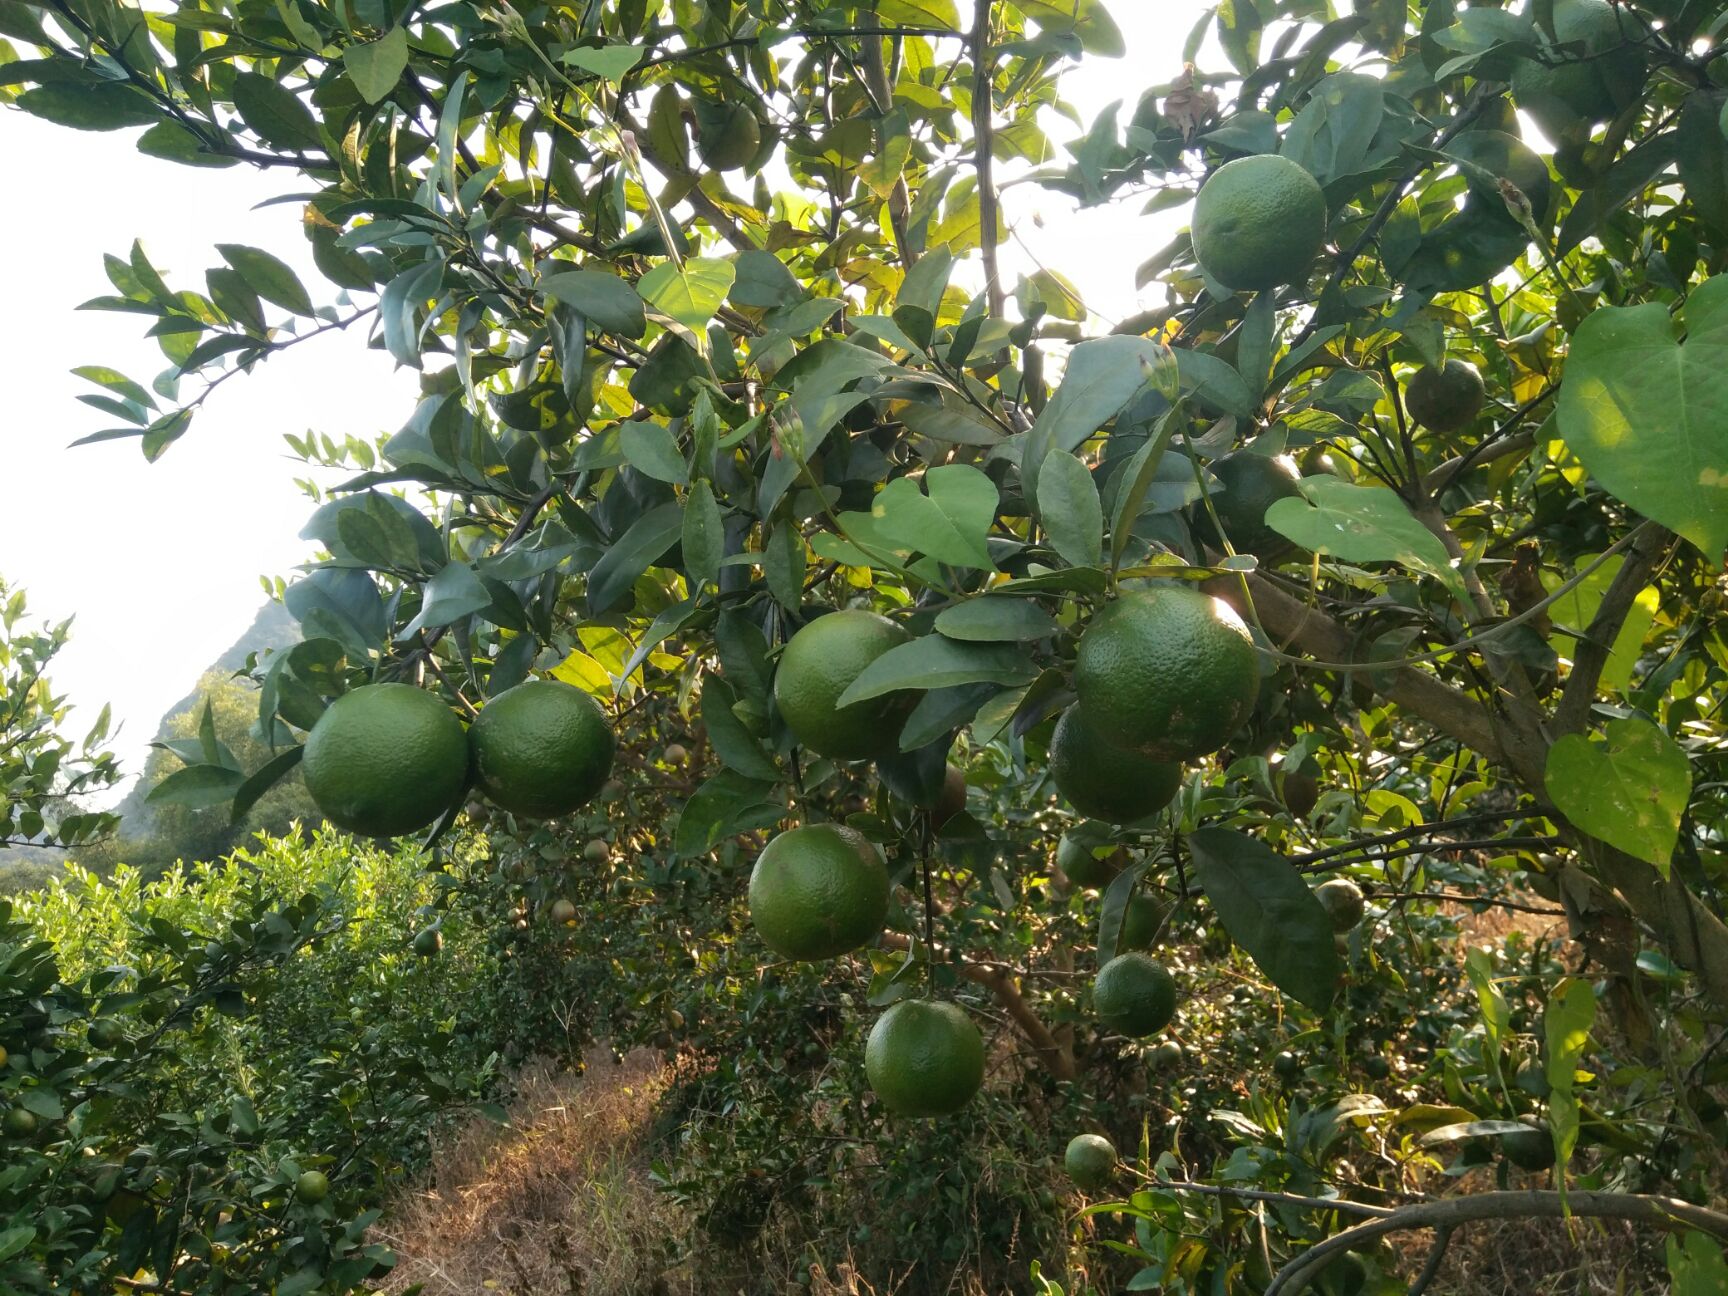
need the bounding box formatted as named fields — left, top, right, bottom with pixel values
left=0, top=2, right=1206, bottom=796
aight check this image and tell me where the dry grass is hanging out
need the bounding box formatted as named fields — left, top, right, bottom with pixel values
left=374, top=1047, right=687, bottom=1296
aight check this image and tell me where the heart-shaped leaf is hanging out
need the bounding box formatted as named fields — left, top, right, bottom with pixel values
left=638, top=257, right=736, bottom=343
left=561, top=43, right=645, bottom=84
left=1266, top=476, right=1464, bottom=595
left=838, top=464, right=997, bottom=571
left=1556, top=273, right=1728, bottom=559
left=1545, top=717, right=1692, bottom=874
left=344, top=27, right=409, bottom=104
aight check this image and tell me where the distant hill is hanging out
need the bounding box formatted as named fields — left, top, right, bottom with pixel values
left=104, top=599, right=301, bottom=829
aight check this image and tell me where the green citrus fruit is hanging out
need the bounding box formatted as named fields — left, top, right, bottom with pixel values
left=469, top=679, right=615, bottom=819
left=930, top=764, right=968, bottom=829
left=1314, top=878, right=1366, bottom=933
left=412, top=927, right=443, bottom=957
left=583, top=839, right=611, bottom=863
left=1064, top=1133, right=1118, bottom=1191
left=1151, top=1039, right=1184, bottom=1068
left=1282, top=769, right=1321, bottom=819
left=303, top=684, right=469, bottom=837
left=1319, top=1251, right=1367, bottom=1296
left=1093, top=952, right=1177, bottom=1038
left=1194, top=450, right=1304, bottom=558
left=548, top=898, right=577, bottom=926
left=748, top=823, right=889, bottom=960
left=1049, top=706, right=1183, bottom=825
left=1074, top=586, right=1260, bottom=761
left=3, top=1107, right=37, bottom=1137
left=865, top=999, right=985, bottom=1117
left=0, top=1046, right=9, bottom=1069
left=1117, top=894, right=1166, bottom=952
left=1056, top=831, right=1121, bottom=888
left=1273, top=1049, right=1302, bottom=1079
left=1191, top=154, right=1328, bottom=291
left=1403, top=359, right=1485, bottom=431
left=1362, top=1055, right=1391, bottom=1080
left=295, top=1170, right=330, bottom=1203
left=87, top=1019, right=126, bottom=1051
left=773, top=610, right=914, bottom=761
left=1502, top=1120, right=1557, bottom=1172
left=1510, top=0, right=1645, bottom=140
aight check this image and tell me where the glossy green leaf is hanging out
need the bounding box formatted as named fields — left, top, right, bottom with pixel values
left=1266, top=476, right=1463, bottom=593
left=673, top=770, right=781, bottom=859
left=146, top=763, right=246, bottom=809
left=586, top=503, right=683, bottom=615
left=838, top=464, right=997, bottom=571
left=344, top=26, right=409, bottom=104
left=16, top=83, right=157, bottom=130
left=638, top=257, right=736, bottom=340
left=682, top=479, right=724, bottom=590
left=1556, top=274, right=1728, bottom=558
left=562, top=43, right=645, bottom=83
left=837, top=636, right=1038, bottom=705
left=1545, top=717, right=1692, bottom=873
left=539, top=269, right=647, bottom=339
left=1187, top=827, right=1341, bottom=1010
left=619, top=419, right=688, bottom=485
left=231, top=71, right=321, bottom=151
left=1036, top=449, right=1103, bottom=567
left=933, top=598, right=1058, bottom=642
left=217, top=244, right=314, bottom=316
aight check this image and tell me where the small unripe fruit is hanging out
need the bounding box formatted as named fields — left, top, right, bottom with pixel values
left=663, top=743, right=689, bottom=766
left=583, top=839, right=610, bottom=863
left=87, top=1019, right=126, bottom=1051
left=1314, top=879, right=1366, bottom=932
left=4, top=1107, right=38, bottom=1137
left=1363, top=1055, right=1390, bottom=1080
left=1064, top=1133, right=1119, bottom=1191
left=295, top=1170, right=330, bottom=1203
left=1273, top=1050, right=1301, bottom=1080
left=549, top=898, right=578, bottom=926
left=1151, top=1040, right=1184, bottom=1068
left=1282, top=770, right=1320, bottom=819
left=930, top=764, right=968, bottom=830
left=0, top=1045, right=11, bottom=1068
left=412, top=927, right=443, bottom=957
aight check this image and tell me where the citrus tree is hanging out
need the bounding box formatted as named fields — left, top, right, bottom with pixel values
left=6, top=0, right=1728, bottom=1287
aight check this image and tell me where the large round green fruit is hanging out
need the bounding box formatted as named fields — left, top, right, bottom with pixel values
left=1093, top=952, right=1177, bottom=1038
left=1191, top=154, right=1328, bottom=291
left=1403, top=360, right=1485, bottom=431
left=1064, top=1133, right=1118, bottom=1191
left=302, top=684, right=470, bottom=838
left=1193, top=450, right=1304, bottom=558
left=1049, top=706, right=1183, bottom=825
left=468, top=679, right=615, bottom=819
left=748, top=823, right=890, bottom=961
left=773, top=610, right=914, bottom=761
left=1074, top=586, right=1260, bottom=761
left=1510, top=0, right=1645, bottom=140
left=865, top=999, right=985, bottom=1117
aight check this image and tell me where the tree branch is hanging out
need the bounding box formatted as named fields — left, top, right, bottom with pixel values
left=879, top=931, right=1075, bottom=1080
left=969, top=0, right=1005, bottom=317
left=1553, top=523, right=1673, bottom=736
left=1264, top=1190, right=1728, bottom=1296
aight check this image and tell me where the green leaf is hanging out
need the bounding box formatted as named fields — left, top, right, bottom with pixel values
left=1174, top=348, right=1254, bottom=417
left=1545, top=717, right=1692, bottom=874
left=1037, top=449, right=1103, bottom=567
left=933, top=597, right=1058, bottom=642
left=1544, top=977, right=1597, bottom=1179
left=1544, top=554, right=1659, bottom=697
left=231, top=71, right=322, bottom=151
left=1031, top=335, right=1174, bottom=453
left=638, top=257, right=736, bottom=341
left=683, top=480, right=724, bottom=591
left=16, top=83, right=156, bottom=130
left=1668, top=1233, right=1728, bottom=1296
left=147, top=763, right=246, bottom=809
left=72, top=366, right=156, bottom=411
left=764, top=523, right=805, bottom=609
left=344, top=26, right=409, bottom=103
left=1187, top=827, right=1341, bottom=1010
left=217, top=243, right=314, bottom=316
left=673, top=770, right=781, bottom=859
left=730, top=250, right=805, bottom=309
left=1556, top=273, right=1728, bottom=558
left=136, top=120, right=239, bottom=168
left=875, top=0, right=961, bottom=29
left=1677, top=92, right=1728, bottom=239
left=399, top=561, right=491, bottom=638
left=561, top=43, right=645, bottom=83
left=0, top=1227, right=35, bottom=1263
left=618, top=420, right=688, bottom=485
left=586, top=503, right=683, bottom=615
left=838, top=464, right=998, bottom=571
left=1014, top=0, right=1124, bottom=55
left=230, top=745, right=304, bottom=825
left=837, top=636, right=1038, bottom=706
left=538, top=269, right=647, bottom=339
left=700, top=680, right=780, bottom=781
left=1265, top=476, right=1463, bottom=594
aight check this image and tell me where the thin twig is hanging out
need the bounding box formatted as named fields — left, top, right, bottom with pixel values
left=970, top=0, right=1004, bottom=317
